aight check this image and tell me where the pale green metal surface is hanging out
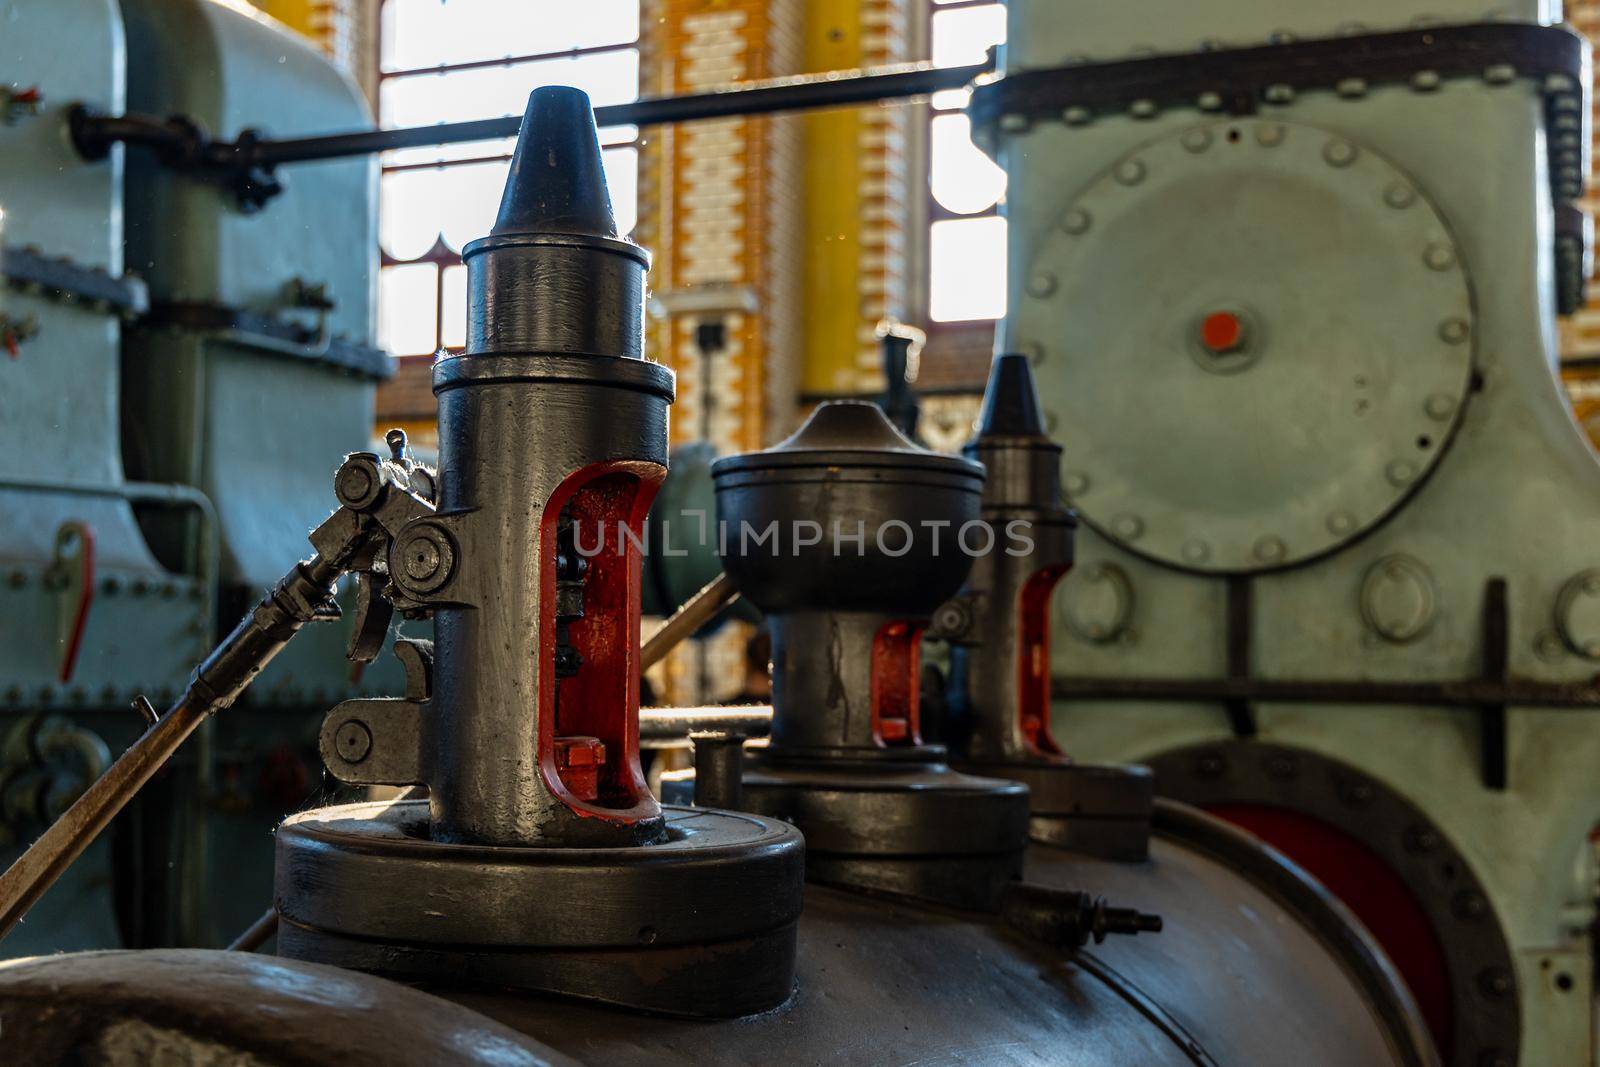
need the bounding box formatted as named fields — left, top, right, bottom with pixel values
left=996, top=5, right=1600, bottom=1065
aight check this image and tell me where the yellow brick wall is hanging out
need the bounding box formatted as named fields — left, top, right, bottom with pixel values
left=637, top=0, right=804, bottom=454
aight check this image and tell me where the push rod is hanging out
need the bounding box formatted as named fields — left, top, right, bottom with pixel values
left=71, top=59, right=991, bottom=171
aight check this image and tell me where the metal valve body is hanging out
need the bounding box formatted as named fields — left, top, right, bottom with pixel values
left=272, top=88, right=803, bottom=1017
left=947, top=354, right=1154, bottom=861
left=711, top=401, right=1031, bottom=910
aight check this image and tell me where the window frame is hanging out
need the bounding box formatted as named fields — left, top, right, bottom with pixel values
left=376, top=0, right=641, bottom=357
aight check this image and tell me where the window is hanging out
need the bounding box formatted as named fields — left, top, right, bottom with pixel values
left=926, top=0, right=1006, bottom=323
left=377, top=0, right=641, bottom=356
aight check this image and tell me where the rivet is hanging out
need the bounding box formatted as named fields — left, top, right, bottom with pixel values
left=1111, top=513, right=1144, bottom=540
left=1327, top=511, right=1356, bottom=535
left=1423, top=243, right=1456, bottom=271
left=1535, top=629, right=1567, bottom=661
left=1129, top=98, right=1158, bottom=119
left=1062, top=106, right=1092, bottom=126
left=1197, top=91, right=1223, bottom=111
left=1253, top=535, right=1287, bottom=563
left=1181, top=539, right=1210, bottom=563
left=1181, top=128, right=1212, bottom=153
left=1425, top=393, right=1458, bottom=420
left=1386, top=460, right=1418, bottom=486
left=1404, top=825, right=1439, bottom=854
left=7, top=569, right=26, bottom=589
left=1255, top=123, right=1285, bottom=147
left=1000, top=113, right=1030, bottom=133
left=1476, top=968, right=1513, bottom=999
left=1323, top=139, right=1357, bottom=167
left=1411, top=70, right=1442, bottom=91
left=1453, top=889, right=1488, bottom=920
left=100, top=576, right=122, bottom=595
left=1438, top=318, right=1469, bottom=344
left=1063, top=471, right=1090, bottom=495
left=1265, top=753, right=1298, bottom=780
left=1384, top=182, right=1417, bottom=209
left=1027, top=272, right=1058, bottom=298
left=1115, top=159, right=1147, bottom=185
left=1263, top=83, right=1295, bottom=105
left=1060, top=208, right=1092, bottom=235
left=1339, top=778, right=1375, bottom=806
left=1483, top=64, right=1516, bottom=85
left=131, top=578, right=152, bottom=597
left=1336, top=77, right=1369, bottom=98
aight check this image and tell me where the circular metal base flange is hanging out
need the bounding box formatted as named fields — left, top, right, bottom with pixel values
left=741, top=756, right=1030, bottom=911
left=274, top=801, right=803, bottom=1018
left=959, top=759, right=1154, bottom=862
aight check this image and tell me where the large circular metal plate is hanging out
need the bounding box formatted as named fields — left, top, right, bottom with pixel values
left=1018, top=119, right=1474, bottom=572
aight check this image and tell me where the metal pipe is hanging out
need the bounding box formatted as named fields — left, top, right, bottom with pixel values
left=1051, top=674, right=1600, bottom=708
left=70, top=60, right=991, bottom=172
left=639, top=705, right=771, bottom=742
left=639, top=573, right=740, bottom=671
left=690, top=731, right=746, bottom=810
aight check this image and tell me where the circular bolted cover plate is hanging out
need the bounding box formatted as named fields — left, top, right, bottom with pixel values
left=1017, top=119, right=1474, bottom=573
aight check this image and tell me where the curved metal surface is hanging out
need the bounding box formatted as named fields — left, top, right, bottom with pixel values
left=1144, top=741, right=1515, bottom=1066
left=1026, top=804, right=1439, bottom=1067
left=0, top=949, right=577, bottom=1067
left=450, top=875, right=1421, bottom=1066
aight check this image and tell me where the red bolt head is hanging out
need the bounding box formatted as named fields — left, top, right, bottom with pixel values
left=1200, top=311, right=1246, bottom=354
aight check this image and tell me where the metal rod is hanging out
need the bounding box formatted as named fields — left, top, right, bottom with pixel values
left=640, top=573, right=741, bottom=671
left=1051, top=675, right=1600, bottom=708
left=74, top=60, right=990, bottom=172
left=639, top=705, right=772, bottom=742
left=226, top=906, right=279, bottom=952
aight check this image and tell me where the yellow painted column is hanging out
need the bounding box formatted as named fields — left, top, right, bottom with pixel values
left=801, top=0, right=912, bottom=396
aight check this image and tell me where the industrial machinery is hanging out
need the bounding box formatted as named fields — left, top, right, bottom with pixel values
left=972, top=3, right=1600, bottom=1064
left=0, top=0, right=397, bottom=955
left=1, top=82, right=1442, bottom=1067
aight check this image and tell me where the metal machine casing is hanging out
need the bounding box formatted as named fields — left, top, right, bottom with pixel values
left=118, top=0, right=402, bottom=708
left=990, top=4, right=1600, bottom=1064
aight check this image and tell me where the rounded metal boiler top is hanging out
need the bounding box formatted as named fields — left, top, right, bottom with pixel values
left=1016, top=119, right=1474, bottom=573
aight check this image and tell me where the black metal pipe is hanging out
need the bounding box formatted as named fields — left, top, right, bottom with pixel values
left=1051, top=674, right=1600, bottom=709
left=73, top=59, right=990, bottom=173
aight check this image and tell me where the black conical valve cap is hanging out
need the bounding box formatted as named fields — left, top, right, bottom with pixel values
left=975, top=353, right=1046, bottom=437
left=492, top=86, right=617, bottom=238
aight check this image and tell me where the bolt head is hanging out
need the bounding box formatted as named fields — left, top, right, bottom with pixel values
left=404, top=537, right=442, bottom=581
left=1199, top=310, right=1246, bottom=354
left=334, top=720, right=373, bottom=764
